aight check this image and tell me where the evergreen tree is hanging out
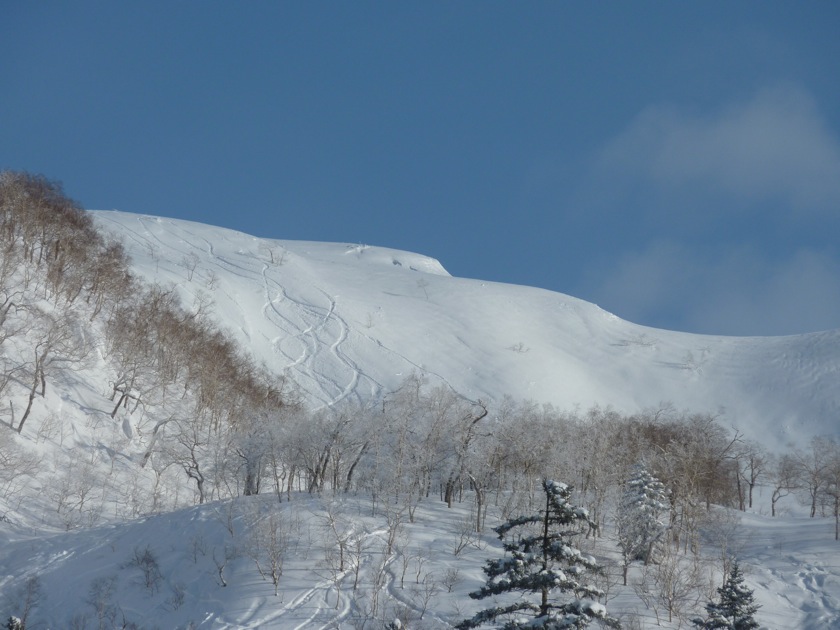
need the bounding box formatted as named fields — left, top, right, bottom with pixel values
left=6, top=617, right=24, bottom=630
left=457, top=479, right=620, bottom=629
left=617, top=463, right=669, bottom=582
left=692, top=562, right=759, bottom=629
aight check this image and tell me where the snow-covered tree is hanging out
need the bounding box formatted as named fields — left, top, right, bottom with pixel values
left=617, top=463, right=669, bottom=582
left=456, top=479, right=620, bottom=629
left=692, top=562, right=759, bottom=630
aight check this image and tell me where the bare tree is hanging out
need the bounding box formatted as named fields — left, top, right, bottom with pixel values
left=125, top=545, right=164, bottom=593
left=644, top=413, right=741, bottom=554
left=409, top=571, right=440, bottom=620
left=820, top=438, right=840, bottom=540
left=259, top=244, right=286, bottom=265
left=17, top=308, right=90, bottom=433
left=0, top=427, right=41, bottom=500
left=180, top=251, right=200, bottom=281
left=451, top=511, right=485, bottom=556
left=52, top=457, right=103, bottom=529
left=636, top=546, right=704, bottom=626
left=172, top=418, right=210, bottom=504
left=794, top=436, right=834, bottom=518
left=245, top=504, right=293, bottom=596
left=316, top=499, right=356, bottom=607
left=5, top=575, right=42, bottom=629
left=442, top=398, right=487, bottom=509
left=699, top=509, right=743, bottom=585
left=734, top=441, right=766, bottom=511
left=86, top=575, right=119, bottom=630
left=768, top=453, right=800, bottom=517
left=230, top=404, right=276, bottom=496
left=0, top=254, right=28, bottom=350
left=212, top=544, right=236, bottom=588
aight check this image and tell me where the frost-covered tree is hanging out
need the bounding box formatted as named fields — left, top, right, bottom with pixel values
left=457, top=479, right=620, bottom=629
left=617, top=463, right=669, bottom=582
left=692, top=562, right=759, bottom=630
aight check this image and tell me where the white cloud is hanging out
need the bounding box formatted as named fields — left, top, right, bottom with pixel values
left=599, top=84, right=840, bottom=216
left=574, top=85, right=840, bottom=335
left=586, top=242, right=840, bottom=335
left=687, top=249, right=840, bottom=336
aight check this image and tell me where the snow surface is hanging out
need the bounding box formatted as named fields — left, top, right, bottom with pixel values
left=1, top=210, right=839, bottom=629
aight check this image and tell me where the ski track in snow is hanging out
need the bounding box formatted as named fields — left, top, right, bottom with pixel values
left=316, top=287, right=368, bottom=408
left=793, top=562, right=840, bottom=628
left=740, top=517, right=840, bottom=630
left=100, top=212, right=380, bottom=409
left=100, top=211, right=464, bottom=409
left=251, top=527, right=391, bottom=629
left=260, top=270, right=354, bottom=407
left=259, top=262, right=382, bottom=409
left=137, top=216, right=200, bottom=262
left=357, top=328, right=461, bottom=400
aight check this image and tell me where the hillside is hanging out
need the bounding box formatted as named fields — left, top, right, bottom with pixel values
left=94, top=210, right=840, bottom=451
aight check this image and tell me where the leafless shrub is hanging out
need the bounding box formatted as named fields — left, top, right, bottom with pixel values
left=212, top=544, right=236, bottom=588
left=125, top=545, right=163, bottom=593
left=181, top=252, right=200, bottom=281
left=166, top=582, right=186, bottom=611
left=634, top=548, right=704, bottom=626
left=190, top=534, right=207, bottom=563
left=85, top=575, right=119, bottom=630
left=245, top=507, right=291, bottom=596
left=441, top=567, right=461, bottom=593
left=409, top=572, right=440, bottom=619
left=451, top=513, right=484, bottom=556
left=0, top=428, right=40, bottom=500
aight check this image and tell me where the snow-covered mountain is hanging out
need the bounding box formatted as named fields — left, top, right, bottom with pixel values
left=94, top=210, right=840, bottom=451
left=3, top=207, right=840, bottom=630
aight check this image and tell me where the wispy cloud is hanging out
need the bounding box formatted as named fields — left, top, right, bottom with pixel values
left=572, top=84, right=840, bottom=335
left=585, top=242, right=840, bottom=336
left=598, top=84, right=840, bottom=217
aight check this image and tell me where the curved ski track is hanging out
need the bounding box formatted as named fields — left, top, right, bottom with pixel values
left=247, top=526, right=445, bottom=630
left=99, top=213, right=388, bottom=409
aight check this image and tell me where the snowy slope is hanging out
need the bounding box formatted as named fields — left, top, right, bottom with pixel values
left=94, top=211, right=840, bottom=451
left=3, top=487, right=839, bottom=629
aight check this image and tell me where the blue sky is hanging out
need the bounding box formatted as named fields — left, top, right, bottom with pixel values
left=3, top=2, right=839, bottom=336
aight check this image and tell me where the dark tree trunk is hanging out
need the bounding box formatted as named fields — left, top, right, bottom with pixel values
left=17, top=359, right=40, bottom=434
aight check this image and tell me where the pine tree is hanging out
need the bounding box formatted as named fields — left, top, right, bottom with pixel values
left=6, top=617, right=24, bottom=630
left=692, top=562, right=759, bottom=629
left=617, top=463, right=669, bottom=583
left=456, top=479, right=620, bottom=629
